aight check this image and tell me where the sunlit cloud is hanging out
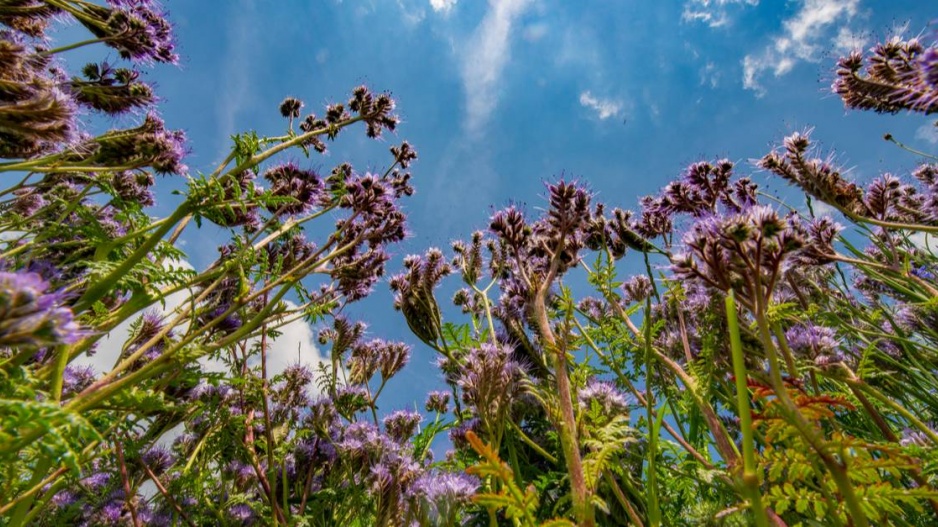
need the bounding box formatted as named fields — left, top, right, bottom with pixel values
left=430, top=0, right=457, bottom=14
left=460, top=0, right=532, bottom=136
left=682, top=0, right=758, bottom=28
left=742, top=0, right=860, bottom=95
left=579, top=91, right=623, bottom=120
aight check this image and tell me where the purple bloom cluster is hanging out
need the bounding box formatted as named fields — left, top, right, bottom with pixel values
left=457, top=343, right=526, bottom=429
left=0, top=268, right=81, bottom=348
left=834, top=35, right=938, bottom=114
left=408, top=471, right=479, bottom=525
left=578, top=380, right=630, bottom=416
left=390, top=248, right=451, bottom=345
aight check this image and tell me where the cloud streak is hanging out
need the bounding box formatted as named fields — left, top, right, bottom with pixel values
left=742, top=0, right=860, bottom=94
left=430, top=0, right=457, bottom=14
left=460, top=0, right=531, bottom=136
left=682, top=0, right=758, bottom=28
left=579, top=91, right=623, bottom=120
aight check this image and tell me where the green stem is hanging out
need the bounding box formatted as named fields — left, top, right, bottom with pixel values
left=644, top=301, right=661, bottom=527
left=726, top=291, right=769, bottom=527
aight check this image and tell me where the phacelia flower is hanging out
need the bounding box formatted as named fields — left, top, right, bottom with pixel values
left=0, top=269, right=81, bottom=347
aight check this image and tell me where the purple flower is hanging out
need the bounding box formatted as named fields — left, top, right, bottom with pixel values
left=111, top=170, right=155, bottom=206
left=408, top=471, right=479, bottom=523
left=0, top=269, right=82, bottom=347
left=449, top=418, right=481, bottom=450
left=77, top=1, right=178, bottom=64
left=383, top=409, right=422, bottom=443
left=81, top=471, right=111, bottom=491
left=578, top=380, right=630, bottom=416
left=227, top=503, right=256, bottom=525
left=424, top=390, right=451, bottom=414
left=621, top=275, right=653, bottom=304
left=833, top=36, right=938, bottom=114
left=389, top=249, right=451, bottom=345
left=785, top=324, right=838, bottom=358
left=457, top=343, right=526, bottom=427
left=62, top=364, right=96, bottom=398
left=91, top=113, right=188, bottom=174
left=262, top=162, right=326, bottom=215
left=141, top=445, right=174, bottom=476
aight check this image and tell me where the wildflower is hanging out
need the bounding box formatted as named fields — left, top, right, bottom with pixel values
left=140, top=445, right=174, bottom=476
left=0, top=269, right=81, bottom=347
left=759, top=131, right=867, bottom=216
left=227, top=503, right=256, bottom=526
left=424, top=390, right=450, bottom=414
left=578, top=380, right=630, bottom=415
left=279, top=96, right=303, bottom=118
left=70, top=62, right=155, bottom=115
left=111, top=170, right=155, bottom=206
left=383, top=409, right=422, bottom=443
left=62, top=364, right=96, bottom=398
left=89, top=113, right=188, bottom=174
left=262, top=162, right=325, bottom=215
left=449, top=418, right=481, bottom=450
left=408, top=471, right=479, bottom=524
left=390, top=249, right=451, bottom=345
left=75, top=0, right=178, bottom=64
left=621, top=275, right=653, bottom=303
left=785, top=324, right=838, bottom=358
left=833, top=36, right=938, bottom=114
left=458, top=343, right=526, bottom=427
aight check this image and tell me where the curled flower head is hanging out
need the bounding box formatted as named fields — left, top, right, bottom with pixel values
left=76, top=0, right=178, bottom=64
left=785, top=324, right=838, bottom=359
left=578, top=380, right=630, bottom=416
left=671, top=206, right=807, bottom=305
left=424, top=390, right=451, bottom=414
left=279, top=96, right=303, bottom=118
left=389, top=249, right=451, bottom=346
left=622, top=275, right=653, bottom=304
left=0, top=269, right=81, bottom=348
left=833, top=36, right=938, bottom=114
left=759, top=131, right=866, bottom=216
left=407, top=471, right=480, bottom=524
left=383, top=409, right=422, bottom=443
left=71, top=62, right=155, bottom=115
left=262, top=162, right=325, bottom=215
left=62, top=364, right=96, bottom=398
left=457, top=343, right=526, bottom=426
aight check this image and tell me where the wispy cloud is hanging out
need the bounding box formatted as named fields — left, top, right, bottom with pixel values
left=917, top=123, right=938, bottom=145
left=682, top=0, right=758, bottom=28
left=579, top=91, right=623, bottom=120
left=742, top=0, right=860, bottom=95
left=397, top=0, right=426, bottom=25
left=216, top=1, right=258, bottom=152
left=430, top=0, right=457, bottom=14
left=461, top=0, right=532, bottom=136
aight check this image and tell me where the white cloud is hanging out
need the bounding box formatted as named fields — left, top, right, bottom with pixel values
left=216, top=0, right=258, bottom=153
left=397, top=0, right=426, bottom=25
left=430, top=0, right=457, bottom=13
left=522, top=21, right=549, bottom=42
left=742, top=0, right=860, bottom=95
left=700, top=61, right=720, bottom=88
left=579, top=91, right=623, bottom=120
left=832, top=26, right=867, bottom=54
left=916, top=123, right=938, bottom=145
left=682, top=0, right=758, bottom=28
left=76, top=261, right=326, bottom=382
left=911, top=232, right=937, bottom=255
left=460, top=0, right=532, bottom=136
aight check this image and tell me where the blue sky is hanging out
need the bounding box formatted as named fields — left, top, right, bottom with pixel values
left=69, top=1, right=938, bottom=410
